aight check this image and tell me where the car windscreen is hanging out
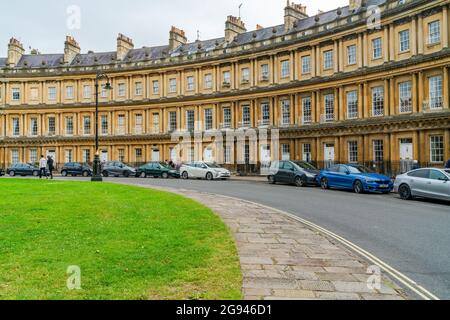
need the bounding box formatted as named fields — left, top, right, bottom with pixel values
left=445, top=170, right=450, bottom=176
left=292, top=161, right=316, bottom=170
left=348, top=166, right=372, bottom=174
left=205, top=163, right=221, bottom=168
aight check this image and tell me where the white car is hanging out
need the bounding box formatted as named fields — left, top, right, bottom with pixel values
left=180, top=162, right=231, bottom=180
left=394, top=168, right=450, bottom=201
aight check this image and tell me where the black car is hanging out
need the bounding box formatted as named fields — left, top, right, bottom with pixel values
left=268, top=160, right=319, bottom=187
left=101, top=161, right=136, bottom=177
left=0, top=168, right=5, bottom=176
left=6, top=163, right=40, bottom=177
left=136, top=162, right=180, bottom=179
left=60, top=162, right=93, bottom=177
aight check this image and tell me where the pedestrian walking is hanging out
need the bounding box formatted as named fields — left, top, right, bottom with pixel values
left=47, top=156, right=54, bottom=179
left=39, top=155, right=47, bottom=179
left=445, top=159, right=450, bottom=169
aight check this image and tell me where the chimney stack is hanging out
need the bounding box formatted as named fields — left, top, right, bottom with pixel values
left=64, top=36, right=80, bottom=64
left=117, top=33, right=134, bottom=60
left=7, top=38, right=24, bottom=67
left=225, top=16, right=247, bottom=43
left=284, top=1, right=308, bottom=31
left=169, top=26, right=187, bottom=51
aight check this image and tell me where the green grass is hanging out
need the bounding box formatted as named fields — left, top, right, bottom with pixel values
left=0, top=179, right=242, bottom=300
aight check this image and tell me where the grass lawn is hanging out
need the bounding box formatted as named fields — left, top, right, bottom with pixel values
left=0, top=179, right=242, bottom=300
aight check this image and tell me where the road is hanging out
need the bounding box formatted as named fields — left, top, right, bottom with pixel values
left=5, top=175, right=450, bottom=298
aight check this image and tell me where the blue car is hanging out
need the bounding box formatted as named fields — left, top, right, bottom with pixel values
left=317, top=164, right=393, bottom=194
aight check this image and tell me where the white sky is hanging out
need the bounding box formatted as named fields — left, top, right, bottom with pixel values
left=0, top=0, right=348, bottom=57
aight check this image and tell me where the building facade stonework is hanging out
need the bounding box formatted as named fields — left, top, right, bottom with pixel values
left=0, top=0, right=449, bottom=174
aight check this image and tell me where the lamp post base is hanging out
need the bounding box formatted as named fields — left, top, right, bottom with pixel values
left=91, top=154, right=103, bottom=182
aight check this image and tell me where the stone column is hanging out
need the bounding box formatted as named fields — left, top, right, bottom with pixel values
left=412, top=73, right=418, bottom=113
left=443, top=5, right=449, bottom=48
left=443, top=66, right=449, bottom=109
left=389, top=23, right=395, bottom=61
left=333, top=40, right=339, bottom=73
left=411, top=16, right=417, bottom=56
left=339, top=39, right=344, bottom=72
left=389, top=77, right=396, bottom=116
left=418, top=71, right=424, bottom=112
left=363, top=32, right=368, bottom=67
left=311, top=46, right=317, bottom=77
left=418, top=14, right=424, bottom=54
left=363, top=82, right=369, bottom=118
left=339, top=86, right=345, bottom=121
left=384, top=26, right=389, bottom=62
left=358, top=83, right=364, bottom=119
left=357, top=34, right=363, bottom=68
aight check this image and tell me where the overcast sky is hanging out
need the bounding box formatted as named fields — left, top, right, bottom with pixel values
left=0, top=0, right=348, bottom=57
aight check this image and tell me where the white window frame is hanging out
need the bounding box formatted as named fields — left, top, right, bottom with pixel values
left=428, top=20, right=441, bottom=45
left=399, top=30, right=410, bottom=53
left=430, top=136, right=444, bottom=163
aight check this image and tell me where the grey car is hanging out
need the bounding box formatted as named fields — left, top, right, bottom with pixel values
left=394, top=168, right=450, bottom=201
left=101, top=161, right=136, bottom=177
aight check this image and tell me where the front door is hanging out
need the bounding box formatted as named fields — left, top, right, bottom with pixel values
left=46, top=150, right=56, bottom=164
left=400, top=139, right=414, bottom=173
left=204, top=148, right=213, bottom=162
left=324, top=144, right=335, bottom=168
left=152, top=149, right=160, bottom=162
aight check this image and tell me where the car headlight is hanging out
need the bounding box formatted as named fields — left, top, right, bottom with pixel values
left=305, top=172, right=316, bottom=178
left=365, top=178, right=376, bottom=183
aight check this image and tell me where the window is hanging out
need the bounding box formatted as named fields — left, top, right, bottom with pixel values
left=118, top=149, right=125, bottom=162
left=135, top=114, right=143, bottom=134
left=261, top=102, right=270, bottom=126
left=118, top=83, right=126, bottom=97
left=30, top=117, right=38, bottom=136
left=399, top=81, right=412, bottom=113
left=101, top=85, right=108, bottom=98
left=281, top=100, right=291, bottom=125
left=83, top=116, right=91, bottom=135
left=152, top=80, right=159, bottom=95
left=348, top=141, right=358, bottom=163
left=223, top=71, right=231, bottom=85
left=204, top=109, right=213, bottom=130
left=169, top=111, right=177, bottom=131
left=152, top=113, right=160, bottom=132
left=281, top=60, right=290, bottom=78
left=65, top=149, right=73, bottom=163
left=429, top=75, right=443, bottom=109
left=223, top=108, right=231, bottom=128
left=347, top=45, right=357, bottom=65
left=65, top=117, right=73, bottom=135
left=241, top=68, right=250, bottom=83
left=12, top=88, right=20, bottom=101
left=242, top=105, right=251, bottom=127
left=260, top=64, right=269, bottom=80
left=83, top=85, right=91, bottom=99
left=224, top=146, right=232, bottom=164
left=47, top=87, right=56, bottom=101
left=204, top=74, right=213, bottom=89
left=430, top=170, right=447, bottom=181
left=186, top=110, right=195, bottom=131
left=324, top=94, right=334, bottom=122
left=100, top=115, right=108, bottom=135
left=303, top=144, right=312, bottom=162
left=373, top=140, right=384, bottom=162
left=169, top=78, right=177, bottom=93
left=118, top=114, right=125, bottom=134
left=346, top=91, right=358, bottom=119
left=302, top=56, right=311, bottom=74
left=12, top=117, right=20, bottom=136
left=66, top=86, right=74, bottom=99
left=372, top=86, right=384, bottom=116
left=372, top=38, right=382, bottom=59
left=302, top=97, right=312, bottom=124
left=323, top=50, right=333, bottom=70
left=282, top=144, right=290, bottom=161
left=186, top=76, right=195, bottom=91
left=428, top=21, right=441, bottom=45
left=399, top=30, right=410, bottom=52
left=135, top=148, right=143, bottom=160
left=11, top=149, right=19, bottom=164
left=83, top=149, right=91, bottom=163
left=135, top=82, right=143, bottom=96
left=430, top=136, right=444, bottom=163
left=48, top=117, right=56, bottom=136
left=30, top=149, right=38, bottom=164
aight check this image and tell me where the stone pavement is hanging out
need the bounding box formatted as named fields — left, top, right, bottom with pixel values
left=121, top=183, right=407, bottom=300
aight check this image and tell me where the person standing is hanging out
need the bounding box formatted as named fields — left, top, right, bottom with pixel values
left=47, top=156, right=54, bottom=180
left=39, top=155, right=47, bottom=179
left=445, top=159, right=450, bottom=169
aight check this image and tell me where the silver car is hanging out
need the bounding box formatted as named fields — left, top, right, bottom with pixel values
left=394, top=168, right=450, bottom=201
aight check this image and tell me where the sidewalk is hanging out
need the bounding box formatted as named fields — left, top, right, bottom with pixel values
left=133, top=184, right=407, bottom=300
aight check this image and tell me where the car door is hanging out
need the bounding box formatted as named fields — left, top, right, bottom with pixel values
left=428, top=170, right=450, bottom=200
left=408, top=169, right=431, bottom=197
left=275, top=161, right=287, bottom=182
left=283, top=161, right=296, bottom=183
left=16, top=164, right=25, bottom=175
left=338, top=165, right=354, bottom=189
left=326, top=165, right=342, bottom=188
left=198, top=162, right=208, bottom=178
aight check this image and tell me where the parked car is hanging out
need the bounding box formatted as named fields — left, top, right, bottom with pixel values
left=6, top=163, right=40, bottom=177
left=394, top=168, right=450, bottom=201
left=268, top=160, right=319, bottom=187
left=317, top=164, right=393, bottom=194
left=180, top=162, right=231, bottom=180
left=136, top=162, right=180, bottom=179
left=60, top=162, right=93, bottom=177
left=0, top=168, right=4, bottom=176
left=101, top=161, right=136, bottom=177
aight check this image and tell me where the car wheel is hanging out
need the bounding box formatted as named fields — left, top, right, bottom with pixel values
left=9, top=171, right=15, bottom=177
left=140, top=172, right=147, bottom=178
left=82, top=171, right=89, bottom=177
left=353, top=180, right=364, bottom=194
left=268, top=175, right=276, bottom=184
left=102, top=171, right=109, bottom=177
left=162, top=172, right=169, bottom=179
left=320, top=177, right=329, bottom=190
left=399, top=184, right=412, bottom=200
left=123, top=171, right=130, bottom=178
left=32, top=171, right=39, bottom=177
left=182, top=171, right=189, bottom=180
left=295, top=176, right=308, bottom=187
left=61, top=170, right=68, bottom=177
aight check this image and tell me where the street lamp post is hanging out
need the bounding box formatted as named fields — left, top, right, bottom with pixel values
left=91, top=72, right=112, bottom=182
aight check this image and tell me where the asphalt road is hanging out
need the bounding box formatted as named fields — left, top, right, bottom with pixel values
left=98, top=176, right=450, bottom=299
left=4, top=175, right=449, bottom=298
